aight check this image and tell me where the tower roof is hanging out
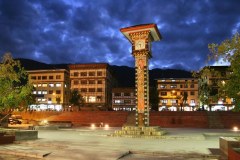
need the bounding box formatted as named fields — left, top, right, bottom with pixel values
left=120, top=23, right=162, bottom=42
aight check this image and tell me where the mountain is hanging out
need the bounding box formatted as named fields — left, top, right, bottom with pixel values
left=17, top=58, right=193, bottom=88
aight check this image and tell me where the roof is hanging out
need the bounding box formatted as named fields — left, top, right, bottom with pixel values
left=120, top=23, right=162, bottom=42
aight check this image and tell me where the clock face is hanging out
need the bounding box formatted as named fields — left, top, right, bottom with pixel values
left=135, top=40, right=145, bottom=50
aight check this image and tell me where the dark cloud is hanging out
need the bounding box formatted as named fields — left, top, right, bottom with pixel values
left=0, top=0, right=240, bottom=71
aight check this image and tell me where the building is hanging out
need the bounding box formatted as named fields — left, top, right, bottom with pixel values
left=157, top=78, right=199, bottom=111
left=69, top=63, right=115, bottom=110
left=200, top=66, right=234, bottom=111
left=112, top=88, right=136, bottom=111
left=28, top=69, right=70, bottom=111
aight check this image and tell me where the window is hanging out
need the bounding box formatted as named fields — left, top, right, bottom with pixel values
left=124, top=93, right=130, bottom=96
left=170, top=85, right=177, bottom=88
left=171, top=99, right=176, bottom=103
left=114, top=100, right=123, bottom=104
left=33, top=91, right=37, bottom=94
left=160, top=85, right=166, bottom=89
left=49, top=83, right=54, bottom=87
left=180, top=85, right=183, bottom=88
left=171, top=79, right=175, bottom=82
left=31, top=76, right=36, bottom=80
left=74, top=80, right=79, bottom=85
left=56, top=83, right=61, bottom=87
left=81, top=80, right=87, bottom=84
left=80, top=72, right=87, bottom=76
left=190, top=99, right=195, bottom=103
left=74, top=72, right=79, bottom=77
left=97, top=80, right=102, bottom=84
left=124, top=100, right=131, bottom=104
left=115, top=93, right=121, bottom=96
left=37, top=84, right=42, bottom=87
left=80, top=88, right=87, bottom=92
left=56, top=90, right=61, bottom=94
left=89, top=80, right=95, bottom=84
left=97, top=88, right=103, bottom=92
left=33, top=84, right=37, bottom=87
left=89, top=88, right=95, bottom=92
left=89, top=72, right=95, bottom=76
left=49, top=76, right=53, bottom=80
left=96, top=96, right=102, bottom=102
left=37, top=91, right=42, bottom=94
left=42, top=76, right=47, bottom=80
left=161, top=99, right=168, bottom=104
left=42, top=98, right=46, bottom=102
left=190, top=91, right=195, bottom=95
left=184, top=84, right=188, bottom=88
left=42, top=91, right=47, bottom=94
left=38, top=76, right=41, bottom=80
left=190, top=84, right=194, bottom=88
left=56, top=75, right=61, bottom=79
left=42, top=83, right=47, bottom=87
left=89, top=96, right=96, bottom=102
left=161, top=80, right=165, bottom=82
left=160, top=92, right=167, bottom=96
left=49, top=90, right=53, bottom=94
left=97, top=71, right=102, bottom=76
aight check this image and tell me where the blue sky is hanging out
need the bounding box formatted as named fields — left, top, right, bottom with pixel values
left=0, top=0, right=239, bottom=71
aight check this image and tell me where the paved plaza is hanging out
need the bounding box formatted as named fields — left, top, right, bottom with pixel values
left=0, top=127, right=239, bottom=160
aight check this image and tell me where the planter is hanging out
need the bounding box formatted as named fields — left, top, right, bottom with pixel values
left=220, top=137, right=240, bottom=156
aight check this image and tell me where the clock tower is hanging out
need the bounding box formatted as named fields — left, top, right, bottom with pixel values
left=120, top=24, right=162, bottom=127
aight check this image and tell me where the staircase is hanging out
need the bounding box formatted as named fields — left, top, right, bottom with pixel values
left=207, top=112, right=224, bottom=128
left=124, top=111, right=136, bottom=126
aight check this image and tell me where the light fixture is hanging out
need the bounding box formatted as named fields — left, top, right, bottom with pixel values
left=233, top=126, right=238, bottom=132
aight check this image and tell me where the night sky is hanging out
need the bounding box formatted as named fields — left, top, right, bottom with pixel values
left=0, top=0, right=239, bottom=71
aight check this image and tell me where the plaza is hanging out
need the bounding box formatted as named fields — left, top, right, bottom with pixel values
left=0, top=127, right=237, bottom=159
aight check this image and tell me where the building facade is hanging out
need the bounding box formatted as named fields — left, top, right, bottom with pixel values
left=69, top=63, right=115, bottom=110
left=200, top=66, right=234, bottom=111
left=157, top=78, right=199, bottom=111
left=112, top=88, right=136, bottom=111
left=28, top=69, right=70, bottom=111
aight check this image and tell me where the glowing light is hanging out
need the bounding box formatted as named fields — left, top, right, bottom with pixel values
left=233, top=126, right=238, bottom=132
left=104, top=124, right=109, bottom=130
left=91, top=124, right=95, bottom=129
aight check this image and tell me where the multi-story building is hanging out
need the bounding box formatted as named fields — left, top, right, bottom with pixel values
left=112, top=88, right=136, bottom=111
left=69, top=63, right=115, bottom=110
left=157, top=78, right=199, bottom=111
left=200, top=66, right=234, bottom=111
left=28, top=69, right=70, bottom=111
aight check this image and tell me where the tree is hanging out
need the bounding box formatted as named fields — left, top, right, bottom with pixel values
left=69, top=90, right=84, bottom=111
left=208, top=32, right=240, bottom=111
left=0, top=53, right=34, bottom=113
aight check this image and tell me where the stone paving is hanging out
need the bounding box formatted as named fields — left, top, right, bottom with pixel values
left=0, top=127, right=239, bottom=160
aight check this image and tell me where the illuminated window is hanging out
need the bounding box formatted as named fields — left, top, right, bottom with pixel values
left=49, top=83, right=54, bottom=87
left=161, top=80, right=165, bottom=82
left=33, top=84, right=37, bottom=87
left=171, top=79, right=175, bottom=82
left=89, top=96, right=96, bottom=102
left=42, top=91, right=47, bottom=94
left=37, top=84, right=42, bottom=87
left=42, top=98, right=46, bottom=101
left=42, top=83, right=47, bottom=87
left=170, top=85, right=177, bottom=88
left=38, top=91, right=42, bottom=94
left=160, top=85, right=166, bottom=88
left=33, top=91, right=37, bottom=94
left=56, top=83, right=61, bottom=87
left=161, top=99, right=168, bottom=104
